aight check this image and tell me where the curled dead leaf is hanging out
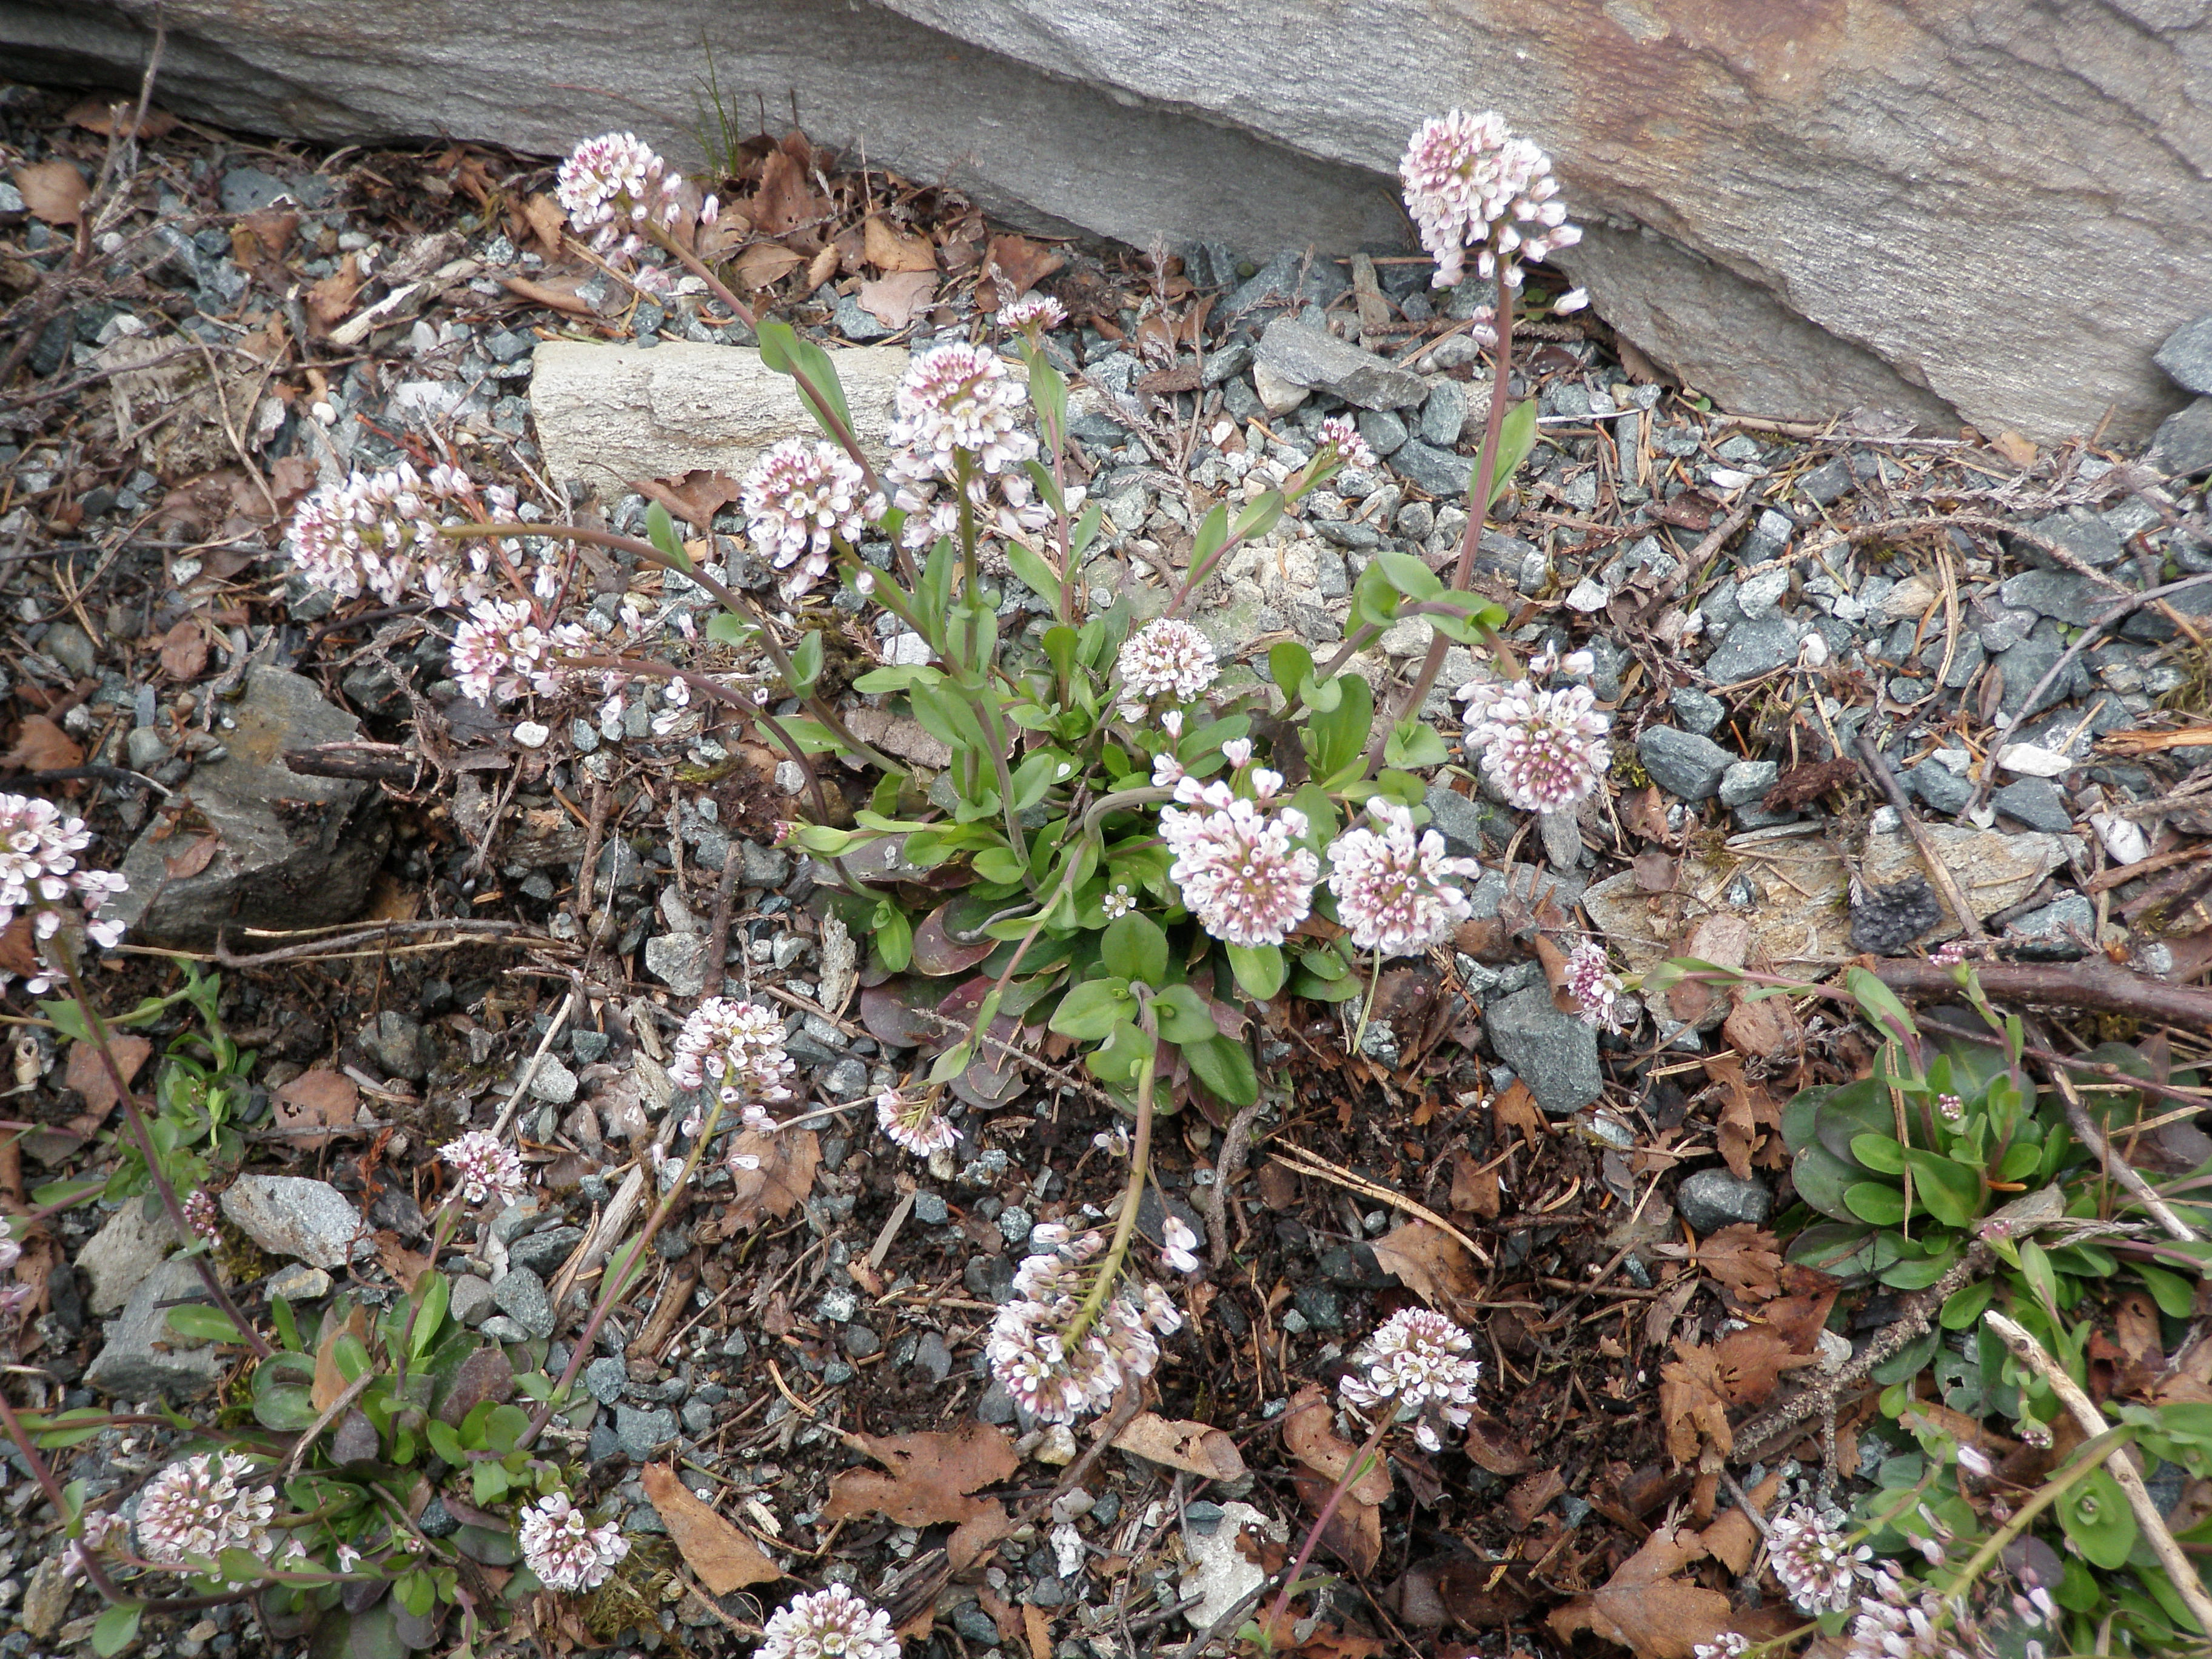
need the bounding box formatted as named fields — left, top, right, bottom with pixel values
left=274, top=1067, right=358, bottom=1150
left=640, top=1463, right=782, bottom=1592
left=1112, top=1413, right=1247, bottom=1482
left=5, top=716, right=84, bottom=774
left=64, top=1034, right=151, bottom=1124
left=15, top=161, right=89, bottom=227
left=823, top=1423, right=1016, bottom=1528
left=1282, top=1384, right=1392, bottom=1503
left=862, top=216, right=936, bottom=273
left=723, top=1128, right=819, bottom=1227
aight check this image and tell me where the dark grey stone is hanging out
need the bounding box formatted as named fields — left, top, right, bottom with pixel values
left=680, top=1399, right=715, bottom=1434
left=1905, top=760, right=1973, bottom=816
left=492, top=1267, right=554, bottom=1339
left=1992, top=629, right=2085, bottom=719
left=84, top=1259, right=227, bottom=1399
left=1424, top=780, right=1495, bottom=859
left=913, top=1330, right=954, bottom=1382
left=2150, top=399, right=2212, bottom=478
left=1991, top=779, right=2070, bottom=831
left=447, top=1275, right=495, bottom=1327
left=220, top=166, right=293, bottom=213
left=1389, top=437, right=1471, bottom=498
left=740, top=841, right=791, bottom=886
left=1257, top=317, right=1427, bottom=407
left=977, top=1380, right=1016, bottom=1424
left=832, top=293, right=893, bottom=341
left=2013, top=508, right=2125, bottom=571
left=587, top=1421, right=622, bottom=1462
left=509, top=1225, right=585, bottom=1276
left=1637, top=726, right=1734, bottom=800
left=1420, top=380, right=1470, bottom=446
left=361, top=1010, right=434, bottom=1081
left=478, top=1315, right=531, bottom=1343
left=1999, top=569, right=2106, bottom=624
left=1718, top=760, right=1778, bottom=810
left=1485, top=984, right=1602, bottom=1114
left=2156, top=315, right=2212, bottom=395
left=1670, top=687, right=1725, bottom=736
left=615, top=1404, right=678, bottom=1460
left=1675, top=1169, right=1772, bottom=1234
left=2005, top=892, right=2095, bottom=959
left=952, top=1606, right=1002, bottom=1646
left=1795, top=455, right=1855, bottom=506
left=583, top=1356, right=628, bottom=1405
left=1292, top=1283, right=1342, bottom=1332
left=1850, top=876, right=1943, bottom=955
left=842, top=1324, right=883, bottom=1359
left=1184, top=1500, right=1228, bottom=1536
left=417, top=1495, right=460, bottom=1538
left=1703, top=615, right=1800, bottom=682
left=1355, top=407, right=1407, bottom=457
left=913, top=1191, right=949, bottom=1225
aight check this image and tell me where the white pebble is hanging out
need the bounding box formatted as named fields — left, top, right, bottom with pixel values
left=511, top=720, right=550, bottom=749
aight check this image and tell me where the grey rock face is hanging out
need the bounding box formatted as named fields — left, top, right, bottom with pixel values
left=1675, top=1170, right=1772, bottom=1234
left=223, top=1175, right=366, bottom=1269
left=1904, top=760, right=1972, bottom=816
left=2156, top=314, right=2212, bottom=395
left=2013, top=508, right=2125, bottom=571
left=2005, top=892, right=2096, bottom=959
left=644, top=934, right=709, bottom=997
left=1255, top=317, right=1429, bottom=409
left=1703, top=615, right=1799, bottom=683
left=447, top=1275, right=496, bottom=1327
left=1387, top=437, right=1470, bottom=500
left=617, top=1404, right=679, bottom=1459
left=107, top=667, right=387, bottom=947
left=525, top=1053, right=579, bottom=1105
left=84, top=1258, right=228, bottom=1399
left=78, top=1202, right=178, bottom=1316
left=2000, top=569, right=2105, bottom=625
left=2150, top=399, right=2212, bottom=478
left=360, top=1011, right=434, bottom=1082
left=1484, top=984, right=1602, bottom=1115
left=1637, top=727, right=1734, bottom=801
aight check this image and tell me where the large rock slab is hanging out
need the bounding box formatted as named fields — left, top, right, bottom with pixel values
left=10, top=2, right=2210, bottom=443
left=78, top=1200, right=179, bottom=1315
left=529, top=340, right=911, bottom=489
left=84, top=1257, right=228, bottom=1399
left=107, top=666, right=387, bottom=947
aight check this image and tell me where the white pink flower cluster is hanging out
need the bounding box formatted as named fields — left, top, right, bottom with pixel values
left=1399, top=109, right=1584, bottom=294
left=517, top=1489, right=630, bottom=1593
left=876, top=1086, right=958, bottom=1157
left=450, top=598, right=590, bottom=706
left=1160, top=773, right=1318, bottom=950
left=134, top=1452, right=278, bottom=1575
left=1563, top=939, right=1626, bottom=1033
left=183, top=1190, right=220, bottom=1242
left=438, top=1130, right=528, bottom=1208
left=1766, top=1504, right=1872, bottom=1615
left=1325, top=799, right=1479, bottom=956
left=669, top=997, right=796, bottom=1134
left=741, top=438, right=870, bottom=600
left=1842, top=1563, right=1996, bottom=1659
left=880, top=342, right=1057, bottom=551
left=287, top=462, right=508, bottom=609
left=1458, top=648, right=1610, bottom=814
left=556, top=132, right=688, bottom=258
left=0, top=793, right=128, bottom=988
left=759, top=1584, right=899, bottom=1659
left=61, top=1508, right=130, bottom=1583
left=999, top=293, right=1067, bottom=334
left=1336, top=1307, right=1482, bottom=1453
left=986, top=1225, right=1182, bottom=1423
left=1114, top=618, right=1218, bottom=721
left=1315, top=414, right=1377, bottom=473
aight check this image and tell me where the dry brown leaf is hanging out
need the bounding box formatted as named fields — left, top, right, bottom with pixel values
left=1460, top=1407, right=1536, bottom=1476
left=65, top=97, right=177, bottom=138
left=375, top=1233, right=434, bottom=1292
left=1288, top=1466, right=1381, bottom=1574
left=1282, top=1384, right=1392, bottom=1503
left=1694, top=1224, right=1784, bottom=1302
left=520, top=193, right=568, bottom=260
left=1022, top=1603, right=1053, bottom=1659
left=1504, top=1467, right=1564, bottom=1530
left=640, top=1463, right=782, bottom=1592
left=15, top=161, right=89, bottom=227
left=306, top=255, right=365, bottom=332
left=947, top=1499, right=1016, bottom=1571
left=1991, top=429, right=2039, bottom=469
left=723, top=1128, right=819, bottom=1227
left=1449, top=1148, right=1500, bottom=1219
left=1112, top=1413, right=1248, bottom=1482
left=158, top=619, right=209, bottom=680
left=500, top=274, right=597, bottom=317
left=1620, top=783, right=1674, bottom=846
left=857, top=271, right=936, bottom=329
left=164, top=833, right=222, bottom=880
left=274, top=1068, right=358, bottom=1150
left=1549, top=1524, right=1732, bottom=1657
left=1492, top=1079, right=1547, bottom=1146
left=733, top=243, right=806, bottom=290
left=1697, top=1470, right=1781, bottom=1574
left=823, top=1423, right=1017, bottom=1527
left=1631, top=848, right=1679, bottom=892
left=1659, top=1339, right=1734, bottom=1467
left=749, top=142, right=822, bottom=238
left=1369, top=1219, right=1478, bottom=1317
left=639, top=469, right=742, bottom=531
left=863, top=216, right=936, bottom=273
left=982, top=233, right=1066, bottom=300
left=1712, top=1059, right=1760, bottom=1182
left=64, top=1035, right=151, bottom=1122
left=1709, top=1325, right=1809, bottom=1406
left=1722, top=987, right=1801, bottom=1062
left=5, top=716, right=84, bottom=773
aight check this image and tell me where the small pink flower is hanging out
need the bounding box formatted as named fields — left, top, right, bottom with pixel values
left=1116, top=620, right=1218, bottom=719
left=742, top=438, right=868, bottom=600
left=999, top=293, right=1067, bottom=333
left=1400, top=110, right=1581, bottom=291
left=1315, top=415, right=1376, bottom=472
left=1563, top=940, right=1626, bottom=1032
left=1460, top=671, right=1610, bottom=813
left=1324, top=799, right=1480, bottom=957
left=517, top=1490, right=628, bottom=1592
left=760, top=1584, right=898, bottom=1659
left=1159, top=780, right=1318, bottom=950
left=877, top=1087, right=958, bottom=1157
left=440, top=1130, right=527, bottom=1208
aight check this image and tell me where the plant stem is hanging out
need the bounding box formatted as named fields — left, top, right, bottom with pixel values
left=1368, top=271, right=1517, bottom=774
left=1350, top=947, right=1382, bottom=1055
left=58, top=953, right=270, bottom=1358
left=0, top=1384, right=134, bottom=1606
left=1940, top=1424, right=2133, bottom=1600
left=1059, top=997, right=1158, bottom=1353
left=1262, top=1412, right=1392, bottom=1643
left=520, top=1098, right=725, bottom=1449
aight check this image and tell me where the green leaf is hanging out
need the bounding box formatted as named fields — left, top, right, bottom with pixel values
left=1190, top=503, right=1228, bottom=574
left=28, top=1175, right=102, bottom=1212
left=1843, top=1181, right=1907, bottom=1226
left=92, top=1606, right=141, bottom=1657
left=756, top=319, right=854, bottom=437
left=876, top=907, right=913, bottom=973
left=1940, top=1279, right=1996, bottom=1329
left=1153, top=985, right=1218, bottom=1046
left=272, top=1293, right=302, bottom=1353
left=167, top=1304, right=249, bottom=1345
left=1100, top=915, right=1168, bottom=987
left=1085, top=1020, right=1151, bottom=1085
left=472, top=1460, right=510, bottom=1506
left=1382, top=720, right=1449, bottom=771
left=2017, top=1238, right=2061, bottom=1314
left=1070, top=501, right=1105, bottom=561
left=1845, top=965, right=1919, bottom=1045
left=790, top=629, right=824, bottom=696
left=1005, top=539, right=1064, bottom=609
left=1900, top=1149, right=1982, bottom=1230
left=1051, top=977, right=1134, bottom=1041
left=1269, top=642, right=1313, bottom=699
left=38, top=997, right=93, bottom=1043
left=2059, top=1466, right=2139, bottom=1570
left=426, top=1419, right=466, bottom=1466
left=2136, top=1262, right=2199, bottom=1319
left=411, top=1273, right=449, bottom=1360
left=1226, top=943, right=1286, bottom=1002
left=1305, top=671, right=1372, bottom=780
left=1232, top=495, right=1283, bottom=545
left=1480, top=398, right=1539, bottom=511
left=1290, top=966, right=1362, bottom=1002
left=396, top=1567, right=438, bottom=1617
left=1373, top=550, right=1443, bottom=602
left=1298, top=671, right=1343, bottom=713
left=973, top=847, right=1027, bottom=885
left=1185, top=1035, right=1258, bottom=1107
left=1848, top=1133, right=1906, bottom=1176
left=644, top=500, right=690, bottom=569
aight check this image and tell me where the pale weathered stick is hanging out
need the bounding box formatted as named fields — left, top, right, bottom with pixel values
left=1986, top=1312, right=2212, bottom=1635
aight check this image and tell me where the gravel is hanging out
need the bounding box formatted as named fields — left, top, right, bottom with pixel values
left=491, top=1267, right=555, bottom=1339
left=1484, top=984, right=1603, bottom=1114
left=1637, top=727, right=1734, bottom=800
left=1675, top=1170, right=1774, bottom=1234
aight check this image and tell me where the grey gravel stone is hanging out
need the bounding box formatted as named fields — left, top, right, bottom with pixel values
left=1356, top=407, right=1407, bottom=457
left=361, top=1010, right=434, bottom=1081
left=2005, top=892, right=2096, bottom=959
left=913, top=1330, right=954, bottom=1382
left=1905, top=760, right=1973, bottom=815
left=1389, top=437, right=1470, bottom=499
left=2000, top=569, right=2105, bottom=624
left=2014, top=508, right=2126, bottom=571
left=680, top=1399, right=715, bottom=1434
left=1718, top=760, right=1778, bottom=810
left=509, top=1225, right=584, bottom=1276
left=526, top=1054, right=578, bottom=1105
left=1703, top=614, right=1800, bottom=682
left=1419, top=380, right=1469, bottom=446
left=84, top=1258, right=227, bottom=1399
left=1675, top=1169, right=1772, bottom=1233
left=2156, top=314, right=2212, bottom=395
left=223, top=1175, right=366, bottom=1268
left=952, top=1606, right=1002, bottom=1646
left=1992, top=777, right=2075, bottom=833
left=913, top=1191, right=949, bottom=1225
left=2150, top=399, right=2212, bottom=478
left=643, top=933, right=708, bottom=996
left=1485, top=984, right=1602, bottom=1114
left=616, top=1404, right=678, bottom=1460
left=124, top=726, right=172, bottom=770
left=78, top=1203, right=178, bottom=1316
left=492, top=1267, right=555, bottom=1339
left=1637, top=727, right=1734, bottom=800
left=1669, top=687, right=1725, bottom=736
left=843, top=1323, right=883, bottom=1359
left=740, top=841, right=791, bottom=886
left=583, top=1356, right=628, bottom=1404
left=448, top=1275, right=495, bottom=1327
left=977, top=1380, right=1017, bottom=1424
left=1255, top=317, right=1427, bottom=409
